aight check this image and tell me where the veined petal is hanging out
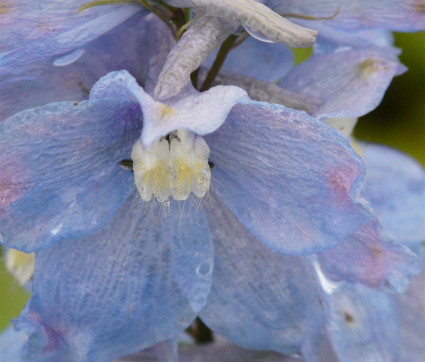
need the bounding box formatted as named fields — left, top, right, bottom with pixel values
left=326, top=284, right=400, bottom=361
left=360, top=143, right=425, bottom=245
left=0, top=74, right=142, bottom=252
left=0, top=1, right=144, bottom=74
left=154, top=15, right=236, bottom=100
left=0, top=14, right=166, bottom=121
left=279, top=48, right=405, bottom=120
left=13, top=192, right=213, bottom=361
left=200, top=193, right=325, bottom=355
left=206, top=101, right=371, bottom=255
left=166, top=0, right=317, bottom=46
left=319, top=219, right=422, bottom=293
left=126, top=76, right=248, bottom=146
left=203, top=36, right=294, bottom=83
left=266, top=0, right=425, bottom=32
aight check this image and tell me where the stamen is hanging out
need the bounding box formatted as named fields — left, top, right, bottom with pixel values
left=131, top=130, right=211, bottom=202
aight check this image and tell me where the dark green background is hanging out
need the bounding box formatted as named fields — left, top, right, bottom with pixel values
left=1, top=32, right=424, bottom=332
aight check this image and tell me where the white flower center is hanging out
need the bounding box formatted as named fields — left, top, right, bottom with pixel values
left=131, top=130, right=211, bottom=202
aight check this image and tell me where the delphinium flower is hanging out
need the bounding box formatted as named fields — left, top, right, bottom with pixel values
left=0, top=1, right=424, bottom=361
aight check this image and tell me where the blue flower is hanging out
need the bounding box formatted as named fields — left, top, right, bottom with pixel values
left=0, top=1, right=424, bottom=361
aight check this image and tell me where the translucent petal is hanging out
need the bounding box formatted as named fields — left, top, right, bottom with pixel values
left=312, top=24, right=397, bottom=55
left=361, top=143, right=425, bottom=245
left=200, top=194, right=325, bottom=354
left=319, top=220, right=423, bottom=292
left=279, top=48, right=405, bottom=120
left=0, top=1, right=143, bottom=74
left=0, top=85, right=141, bottom=251
left=13, top=192, right=213, bottom=361
left=0, top=14, right=168, bottom=121
left=266, top=0, right=425, bottom=32
left=206, top=101, right=372, bottom=255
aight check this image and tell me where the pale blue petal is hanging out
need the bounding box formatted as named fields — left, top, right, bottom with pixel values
left=0, top=82, right=141, bottom=251
left=396, top=260, right=425, bottom=361
left=326, top=284, right=400, bottom=361
left=0, top=326, right=28, bottom=362
left=311, top=24, right=398, bottom=55
left=0, top=14, right=166, bottom=121
left=200, top=194, right=325, bottom=355
left=13, top=192, right=213, bottom=361
left=266, top=0, right=425, bottom=32
left=279, top=48, right=405, bottom=120
left=206, top=101, right=372, bottom=255
left=361, top=143, right=425, bottom=245
left=0, top=2, right=143, bottom=74
left=204, top=36, right=293, bottom=82
left=319, top=220, right=422, bottom=292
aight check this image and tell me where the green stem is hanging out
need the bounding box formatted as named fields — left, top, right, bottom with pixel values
left=200, top=34, right=237, bottom=92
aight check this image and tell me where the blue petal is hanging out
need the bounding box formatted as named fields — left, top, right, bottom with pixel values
left=204, top=36, right=293, bottom=82
left=361, top=143, right=425, bottom=245
left=267, top=0, right=425, bottom=32
left=396, top=257, right=425, bottom=361
left=0, top=74, right=142, bottom=251
left=200, top=193, right=325, bottom=355
left=0, top=14, right=167, bottom=121
left=319, top=219, right=422, bottom=292
left=206, top=101, right=372, bottom=255
left=279, top=48, right=405, bottom=120
left=0, top=326, right=28, bottom=362
left=326, top=284, right=400, bottom=361
left=13, top=191, right=213, bottom=361
left=0, top=2, right=143, bottom=74
left=311, top=24, right=398, bottom=55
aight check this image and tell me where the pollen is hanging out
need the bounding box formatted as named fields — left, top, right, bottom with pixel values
left=0, top=2, right=12, bottom=15
left=358, top=58, right=388, bottom=78
left=131, top=130, right=211, bottom=202
left=157, top=104, right=177, bottom=119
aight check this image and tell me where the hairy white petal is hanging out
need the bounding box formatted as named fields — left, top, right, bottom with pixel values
left=154, top=15, right=236, bottom=100
left=166, top=0, right=317, bottom=46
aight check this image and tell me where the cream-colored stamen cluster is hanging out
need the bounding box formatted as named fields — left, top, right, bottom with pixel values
left=131, top=130, right=211, bottom=202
